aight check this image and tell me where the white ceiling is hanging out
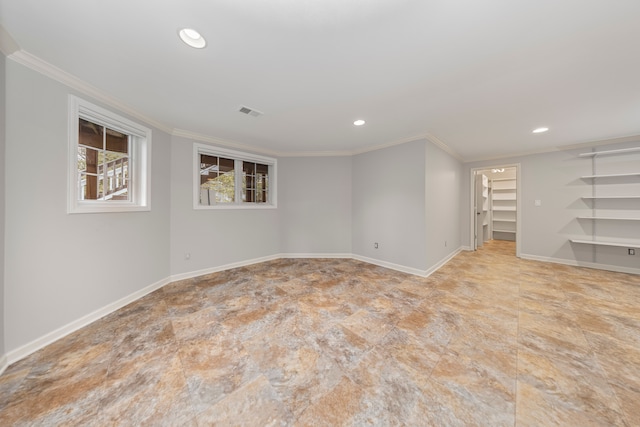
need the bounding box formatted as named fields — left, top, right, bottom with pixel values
left=2, top=0, right=640, bottom=161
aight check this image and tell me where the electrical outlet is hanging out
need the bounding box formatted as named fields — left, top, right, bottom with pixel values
left=185, top=252, right=191, bottom=260
left=445, top=241, right=447, bottom=247
left=629, top=248, right=636, bottom=256
left=374, top=242, right=379, bottom=249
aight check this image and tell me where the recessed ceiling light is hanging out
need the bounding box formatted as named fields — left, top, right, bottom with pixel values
left=353, top=119, right=366, bottom=126
left=532, top=127, right=549, bottom=134
left=179, top=28, right=206, bottom=49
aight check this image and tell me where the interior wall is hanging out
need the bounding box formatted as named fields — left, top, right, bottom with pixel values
left=352, top=139, right=427, bottom=271
left=0, top=52, right=7, bottom=358
left=278, top=156, right=352, bottom=254
left=4, top=60, right=172, bottom=354
left=425, top=141, right=463, bottom=268
left=464, top=140, right=640, bottom=271
left=169, top=137, right=280, bottom=276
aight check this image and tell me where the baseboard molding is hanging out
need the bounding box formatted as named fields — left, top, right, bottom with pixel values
left=6, top=276, right=171, bottom=365
left=281, top=253, right=352, bottom=259
left=169, top=254, right=281, bottom=282
left=424, top=248, right=464, bottom=277
left=351, top=254, right=429, bottom=277
left=2, top=250, right=461, bottom=368
left=520, top=254, right=640, bottom=275
left=0, top=354, right=8, bottom=377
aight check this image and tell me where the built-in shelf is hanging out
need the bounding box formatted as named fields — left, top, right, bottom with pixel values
left=492, top=193, right=517, bottom=201
left=570, top=239, right=640, bottom=249
left=573, top=145, right=640, bottom=254
left=578, top=147, right=640, bottom=157
left=581, top=173, right=640, bottom=179
left=582, top=196, right=640, bottom=200
left=493, top=219, right=516, bottom=222
left=577, top=216, right=640, bottom=221
left=493, top=206, right=517, bottom=211
left=494, top=229, right=516, bottom=233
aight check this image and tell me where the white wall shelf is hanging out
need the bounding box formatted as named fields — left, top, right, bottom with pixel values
left=581, top=173, right=640, bottom=179
left=491, top=177, right=516, bottom=241
left=578, top=147, right=640, bottom=157
left=577, top=216, right=640, bottom=221
left=582, top=196, right=640, bottom=200
left=573, top=145, right=640, bottom=254
left=570, top=239, right=640, bottom=249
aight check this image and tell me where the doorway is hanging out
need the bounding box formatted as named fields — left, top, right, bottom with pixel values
left=471, top=164, right=521, bottom=257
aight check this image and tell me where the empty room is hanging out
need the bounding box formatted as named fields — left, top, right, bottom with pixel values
left=0, top=0, right=639, bottom=425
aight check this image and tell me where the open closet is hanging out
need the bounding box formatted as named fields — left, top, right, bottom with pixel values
left=473, top=167, right=518, bottom=249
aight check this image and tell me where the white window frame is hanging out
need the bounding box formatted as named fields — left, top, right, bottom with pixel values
left=194, top=143, right=277, bottom=210
left=68, top=95, right=152, bottom=213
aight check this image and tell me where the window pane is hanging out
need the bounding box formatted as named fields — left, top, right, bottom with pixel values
left=79, top=118, right=104, bottom=149
left=77, top=118, right=131, bottom=202
left=105, top=128, right=128, bottom=154
left=199, top=154, right=234, bottom=204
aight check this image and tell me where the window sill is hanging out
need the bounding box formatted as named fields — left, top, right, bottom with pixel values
left=194, top=204, right=277, bottom=210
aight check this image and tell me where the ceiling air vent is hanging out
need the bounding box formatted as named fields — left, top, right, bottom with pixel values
left=238, top=105, right=263, bottom=118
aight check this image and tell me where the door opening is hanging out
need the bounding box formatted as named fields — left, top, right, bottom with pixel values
left=470, top=165, right=521, bottom=256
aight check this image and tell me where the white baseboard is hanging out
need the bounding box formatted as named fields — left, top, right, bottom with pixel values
left=0, top=354, right=8, bottom=377
left=424, top=247, right=463, bottom=277
left=520, top=253, right=640, bottom=275
left=281, top=253, right=352, bottom=259
left=351, top=254, right=429, bottom=277
left=5, top=276, right=171, bottom=366
left=169, top=254, right=281, bottom=282
left=3, top=250, right=460, bottom=368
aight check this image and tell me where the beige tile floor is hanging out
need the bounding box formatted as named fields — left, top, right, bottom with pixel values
left=1, top=240, right=639, bottom=426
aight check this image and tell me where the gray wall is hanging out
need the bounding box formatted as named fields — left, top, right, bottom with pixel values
left=4, top=60, right=172, bottom=353
left=464, top=140, right=640, bottom=270
left=352, top=140, right=427, bottom=271
left=169, top=137, right=280, bottom=276
left=425, top=142, right=463, bottom=268
left=1, top=52, right=6, bottom=358
left=278, top=156, right=352, bottom=254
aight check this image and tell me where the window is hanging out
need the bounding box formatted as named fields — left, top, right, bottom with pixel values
left=68, top=96, right=151, bottom=213
left=194, top=143, right=277, bottom=209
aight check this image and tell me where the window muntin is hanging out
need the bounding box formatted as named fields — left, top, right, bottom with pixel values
left=78, top=118, right=131, bottom=201
left=68, top=96, right=151, bottom=213
left=199, top=155, right=235, bottom=204
left=194, top=143, right=276, bottom=209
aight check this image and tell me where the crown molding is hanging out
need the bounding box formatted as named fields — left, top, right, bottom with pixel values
left=0, top=25, right=19, bottom=56
left=424, top=132, right=464, bottom=161
left=466, top=133, right=640, bottom=163
left=172, top=128, right=281, bottom=157
left=7, top=49, right=174, bottom=134
left=5, top=47, right=464, bottom=162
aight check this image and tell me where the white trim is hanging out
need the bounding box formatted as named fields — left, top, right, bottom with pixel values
left=173, top=128, right=280, bottom=157
left=7, top=48, right=640, bottom=163
left=169, top=254, right=281, bottom=282
left=8, top=50, right=172, bottom=134
left=424, top=248, right=464, bottom=277
left=193, top=142, right=277, bottom=209
left=0, top=24, right=19, bottom=56
left=5, top=276, right=170, bottom=365
left=469, top=164, right=521, bottom=256
left=67, top=95, right=152, bottom=214
left=0, top=354, right=8, bottom=377
left=351, top=254, right=429, bottom=277
left=520, top=253, right=640, bottom=276
left=281, top=253, right=352, bottom=259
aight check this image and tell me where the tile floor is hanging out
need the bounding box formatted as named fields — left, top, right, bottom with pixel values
left=0, top=241, right=639, bottom=426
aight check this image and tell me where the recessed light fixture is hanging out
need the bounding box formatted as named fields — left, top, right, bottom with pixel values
left=532, top=127, right=549, bottom=134
left=353, top=119, right=366, bottom=126
left=179, top=28, right=206, bottom=49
